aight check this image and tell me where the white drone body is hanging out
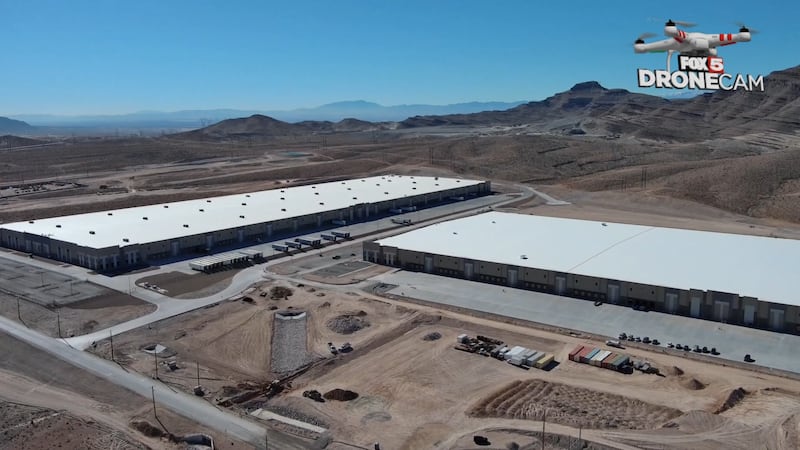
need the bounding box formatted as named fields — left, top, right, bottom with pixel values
left=634, top=20, right=753, bottom=72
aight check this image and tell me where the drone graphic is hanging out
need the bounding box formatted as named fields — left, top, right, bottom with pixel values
left=634, top=20, right=755, bottom=72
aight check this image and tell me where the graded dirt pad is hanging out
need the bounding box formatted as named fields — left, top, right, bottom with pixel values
left=0, top=403, right=148, bottom=450
left=138, top=269, right=239, bottom=298
left=0, top=288, right=155, bottom=338
left=471, top=379, right=682, bottom=430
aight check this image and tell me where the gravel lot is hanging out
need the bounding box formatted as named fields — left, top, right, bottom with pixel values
left=271, top=311, right=311, bottom=374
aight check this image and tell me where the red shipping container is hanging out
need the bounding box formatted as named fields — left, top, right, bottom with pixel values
left=602, top=352, right=618, bottom=369
left=568, top=345, right=584, bottom=361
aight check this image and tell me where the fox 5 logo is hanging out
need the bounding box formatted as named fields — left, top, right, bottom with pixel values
left=678, top=55, right=724, bottom=73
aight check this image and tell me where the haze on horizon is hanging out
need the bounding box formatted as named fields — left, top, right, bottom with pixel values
left=3, top=0, right=798, bottom=116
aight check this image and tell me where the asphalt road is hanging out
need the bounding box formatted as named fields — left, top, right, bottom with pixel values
left=373, top=270, right=800, bottom=374
left=0, top=315, right=309, bottom=449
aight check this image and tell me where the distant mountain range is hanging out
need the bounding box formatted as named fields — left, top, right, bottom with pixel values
left=178, top=64, right=799, bottom=144
left=0, top=117, right=34, bottom=134
left=8, top=100, right=526, bottom=130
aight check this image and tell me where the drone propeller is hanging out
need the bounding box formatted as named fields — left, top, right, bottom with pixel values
left=635, top=32, right=656, bottom=44
left=666, top=19, right=697, bottom=28
left=735, top=22, right=760, bottom=34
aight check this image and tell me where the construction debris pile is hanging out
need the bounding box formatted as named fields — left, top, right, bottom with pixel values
left=454, top=334, right=555, bottom=370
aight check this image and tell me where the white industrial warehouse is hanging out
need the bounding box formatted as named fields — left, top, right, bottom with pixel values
left=364, top=211, right=800, bottom=334
left=0, top=175, right=490, bottom=271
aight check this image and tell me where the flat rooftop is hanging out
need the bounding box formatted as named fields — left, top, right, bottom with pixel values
left=1, top=175, right=483, bottom=249
left=375, top=211, right=800, bottom=307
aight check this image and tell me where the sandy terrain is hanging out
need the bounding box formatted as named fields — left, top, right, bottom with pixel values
left=0, top=289, right=155, bottom=338
left=0, top=334, right=254, bottom=450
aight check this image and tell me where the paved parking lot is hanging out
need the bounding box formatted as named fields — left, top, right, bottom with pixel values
left=372, top=271, right=800, bottom=374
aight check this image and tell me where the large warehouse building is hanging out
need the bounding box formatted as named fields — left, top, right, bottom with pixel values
left=0, top=175, right=490, bottom=272
left=365, top=211, right=800, bottom=334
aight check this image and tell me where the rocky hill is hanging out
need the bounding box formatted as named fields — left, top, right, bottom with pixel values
left=176, top=114, right=386, bottom=140
left=399, top=65, right=800, bottom=143
left=0, top=117, right=34, bottom=135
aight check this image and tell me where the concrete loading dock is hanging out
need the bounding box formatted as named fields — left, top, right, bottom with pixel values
left=366, top=211, right=800, bottom=334
left=0, top=175, right=490, bottom=272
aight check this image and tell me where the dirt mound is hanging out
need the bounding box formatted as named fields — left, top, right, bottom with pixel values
left=422, top=331, right=442, bottom=341
left=663, top=410, right=730, bottom=433
left=326, top=313, right=371, bottom=334
left=323, top=388, right=359, bottom=401
left=682, top=378, right=707, bottom=391
left=130, top=419, right=164, bottom=438
left=669, top=366, right=684, bottom=376
left=319, top=301, right=330, bottom=308
left=715, top=387, right=749, bottom=414
left=471, top=379, right=681, bottom=430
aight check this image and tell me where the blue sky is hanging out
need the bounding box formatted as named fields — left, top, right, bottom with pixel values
left=2, top=0, right=798, bottom=115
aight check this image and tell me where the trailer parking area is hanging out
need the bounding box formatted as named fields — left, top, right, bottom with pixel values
left=371, top=271, right=800, bottom=374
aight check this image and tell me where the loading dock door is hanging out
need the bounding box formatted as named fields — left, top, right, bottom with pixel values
left=713, top=301, right=730, bottom=323
left=769, top=309, right=785, bottom=331
left=507, top=269, right=518, bottom=287
left=608, top=285, right=620, bottom=304
left=555, top=276, right=566, bottom=295
left=743, top=304, right=756, bottom=325
left=665, top=293, right=678, bottom=313
left=424, top=256, right=433, bottom=273
left=171, top=241, right=179, bottom=256
left=690, top=296, right=702, bottom=318
left=464, top=262, right=474, bottom=279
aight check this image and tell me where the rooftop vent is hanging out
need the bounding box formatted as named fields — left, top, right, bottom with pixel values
left=246, top=194, right=250, bottom=197
left=412, top=187, right=416, bottom=190
left=206, top=200, right=211, bottom=203
left=376, top=184, right=380, bottom=186
left=314, top=192, right=319, bottom=195
left=435, top=183, right=439, bottom=186
left=164, top=205, right=169, bottom=208
left=281, top=208, right=286, bottom=212
left=457, top=180, right=461, bottom=183
left=435, top=177, right=439, bottom=180
left=122, top=238, right=129, bottom=242
left=312, top=186, right=316, bottom=189
left=183, top=224, right=189, bottom=228
left=361, top=180, right=365, bottom=182
left=28, top=220, right=34, bottom=224
left=412, top=181, right=416, bottom=184
left=142, top=217, right=148, bottom=220
left=280, top=197, right=285, bottom=200
left=239, top=215, right=245, bottom=218
left=319, top=202, right=324, bottom=205
left=280, top=190, right=285, bottom=193
left=347, top=188, right=351, bottom=190
left=56, top=224, right=61, bottom=228
left=89, top=230, right=96, bottom=235
left=352, top=197, right=358, bottom=200
left=241, top=202, right=247, bottom=206
left=199, top=208, right=204, bottom=212
left=385, top=192, right=389, bottom=194
left=107, top=212, right=113, bottom=216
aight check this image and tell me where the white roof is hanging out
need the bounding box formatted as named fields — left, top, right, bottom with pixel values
left=1, top=175, right=482, bottom=249
left=376, top=211, right=800, bottom=307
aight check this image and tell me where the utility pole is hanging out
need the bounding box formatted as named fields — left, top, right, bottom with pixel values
left=153, top=351, right=158, bottom=379
left=56, top=308, right=62, bottom=338
left=196, top=361, right=200, bottom=386
left=16, top=298, right=21, bottom=321
left=541, top=408, right=546, bottom=450
left=109, top=329, right=114, bottom=361
left=151, top=386, right=158, bottom=420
